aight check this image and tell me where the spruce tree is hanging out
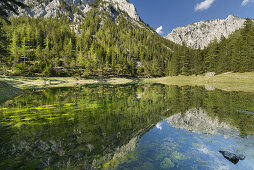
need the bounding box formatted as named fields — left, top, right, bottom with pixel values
left=0, top=21, right=8, bottom=65
left=21, top=37, right=27, bottom=64
left=10, top=31, right=19, bottom=69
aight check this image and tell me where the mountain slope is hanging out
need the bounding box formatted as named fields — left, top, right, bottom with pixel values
left=166, top=15, right=246, bottom=49
left=3, top=1, right=253, bottom=77
left=14, top=0, right=140, bottom=22
left=3, top=1, right=186, bottom=77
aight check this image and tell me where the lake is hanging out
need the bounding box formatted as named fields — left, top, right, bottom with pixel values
left=0, top=84, right=254, bottom=169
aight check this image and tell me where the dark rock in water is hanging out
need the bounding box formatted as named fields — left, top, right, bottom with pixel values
left=219, top=151, right=245, bottom=164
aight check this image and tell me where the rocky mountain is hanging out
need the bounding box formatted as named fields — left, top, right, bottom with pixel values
left=166, top=15, right=246, bottom=49
left=13, top=0, right=140, bottom=22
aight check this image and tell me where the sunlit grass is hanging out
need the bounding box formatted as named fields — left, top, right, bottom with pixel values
left=1, top=72, right=254, bottom=92
left=142, top=72, right=254, bottom=92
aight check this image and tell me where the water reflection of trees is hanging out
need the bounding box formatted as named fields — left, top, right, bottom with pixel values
left=0, top=85, right=254, bottom=169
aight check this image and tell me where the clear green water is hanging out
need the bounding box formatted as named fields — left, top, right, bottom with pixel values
left=0, top=84, right=254, bottom=169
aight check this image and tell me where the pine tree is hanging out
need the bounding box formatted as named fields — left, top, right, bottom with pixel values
left=88, top=41, right=98, bottom=71
left=205, top=40, right=219, bottom=72
left=231, top=39, right=241, bottom=72
left=105, top=47, right=111, bottom=69
left=216, top=36, right=230, bottom=73
left=0, top=21, right=8, bottom=65
left=35, top=44, right=43, bottom=71
left=180, top=54, right=191, bottom=76
left=242, top=19, right=254, bottom=71
left=62, top=38, right=74, bottom=67
left=168, top=54, right=179, bottom=76
left=21, top=37, right=27, bottom=64
left=10, top=31, right=19, bottom=68
left=43, top=35, right=50, bottom=64
left=77, top=50, right=85, bottom=67
left=193, top=48, right=203, bottom=75
left=25, top=26, right=32, bottom=47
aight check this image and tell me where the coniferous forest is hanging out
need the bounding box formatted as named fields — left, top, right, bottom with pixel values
left=0, top=5, right=254, bottom=77
left=1, top=1, right=254, bottom=169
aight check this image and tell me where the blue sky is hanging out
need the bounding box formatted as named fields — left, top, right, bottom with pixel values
left=129, top=0, right=254, bottom=36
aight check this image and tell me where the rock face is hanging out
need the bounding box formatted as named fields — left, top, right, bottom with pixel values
left=15, top=0, right=95, bottom=21
left=166, top=15, right=246, bottom=49
left=104, top=0, right=140, bottom=21
left=14, top=0, right=139, bottom=22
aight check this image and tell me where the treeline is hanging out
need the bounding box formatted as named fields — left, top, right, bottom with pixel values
left=0, top=8, right=179, bottom=77
left=203, top=18, right=254, bottom=73
left=0, top=7, right=253, bottom=77
left=167, top=18, right=254, bottom=76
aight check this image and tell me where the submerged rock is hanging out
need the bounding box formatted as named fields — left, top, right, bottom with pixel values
left=160, top=158, right=174, bottom=169
left=219, top=151, right=245, bottom=164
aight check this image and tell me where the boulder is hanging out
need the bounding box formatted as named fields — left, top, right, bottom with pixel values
left=219, top=150, right=245, bottom=164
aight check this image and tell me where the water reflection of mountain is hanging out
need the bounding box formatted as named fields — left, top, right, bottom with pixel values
left=1, top=85, right=254, bottom=169
left=166, top=108, right=237, bottom=137
left=0, top=85, right=168, bottom=169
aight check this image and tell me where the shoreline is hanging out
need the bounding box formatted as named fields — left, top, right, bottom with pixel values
left=0, top=72, right=254, bottom=92
left=0, top=76, right=138, bottom=89
left=142, top=72, right=254, bottom=93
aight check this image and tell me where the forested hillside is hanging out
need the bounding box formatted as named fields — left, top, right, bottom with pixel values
left=0, top=8, right=196, bottom=77
left=0, top=4, right=253, bottom=77
left=166, top=18, right=254, bottom=76
left=202, top=18, right=254, bottom=73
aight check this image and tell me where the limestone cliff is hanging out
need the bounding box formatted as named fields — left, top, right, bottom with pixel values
left=166, top=15, right=246, bottom=49
left=13, top=0, right=140, bottom=22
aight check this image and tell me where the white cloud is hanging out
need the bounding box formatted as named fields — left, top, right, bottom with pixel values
left=156, top=26, right=163, bottom=35
left=195, top=0, right=215, bottom=11
left=241, top=0, right=253, bottom=6
left=156, top=122, right=163, bottom=130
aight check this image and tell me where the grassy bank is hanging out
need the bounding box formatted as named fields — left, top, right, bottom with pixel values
left=1, top=72, right=254, bottom=92
left=142, top=72, right=254, bottom=93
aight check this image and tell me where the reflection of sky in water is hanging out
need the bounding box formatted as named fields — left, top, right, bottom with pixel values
left=120, top=120, right=254, bottom=170
left=1, top=85, right=254, bottom=169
